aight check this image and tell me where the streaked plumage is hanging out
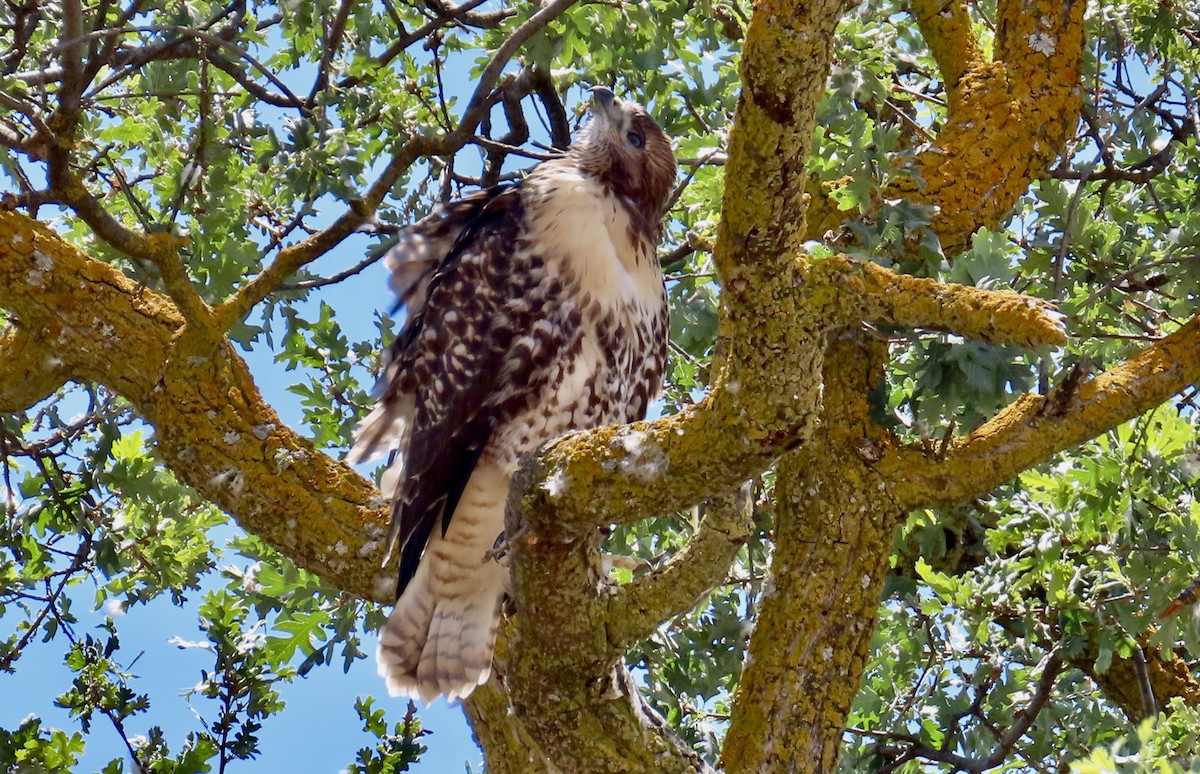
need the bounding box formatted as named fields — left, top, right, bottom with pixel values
left=349, top=87, right=676, bottom=703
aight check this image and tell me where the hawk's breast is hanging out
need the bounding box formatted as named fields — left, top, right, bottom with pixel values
left=488, top=166, right=668, bottom=468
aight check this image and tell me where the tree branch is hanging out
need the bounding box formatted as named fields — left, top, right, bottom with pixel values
left=727, top=6, right=1087, bottom=757
left=0, top=325, right=69, bottom=413
left=0, top=210, right=392, bottom=601
left=816, top=256, right=1067, bottom=349
left=806, top=0, right=1086, bottom=257
left=605, top=485, right=753, bottom=653
left=887, top=315, right=1200, bottom=509
left=57, top=0, right=86, bottom=117
left=1074, top=635, right=1200, bottom=722
left=308, top=0, right=356, bottom=104
left=336, top=0, right=501, bottom=92
left=908, top=0, right=981, bottom=92
left=452, top=0, right=578, bottom=146
left=59, top=24, right=306, bottom=109
left=211, top=137, right=435, bottom=330
left=46, top=163, right=214, bottom=329
left=462, top=626, right=556, bottom=774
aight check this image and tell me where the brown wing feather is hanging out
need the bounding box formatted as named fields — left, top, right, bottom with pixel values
left=353, top=183, right=554, bottom=594
left=349, top=185, right=518, bottom=465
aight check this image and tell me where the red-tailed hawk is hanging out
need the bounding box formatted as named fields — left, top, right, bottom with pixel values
left=349, top=87, right=677, bottom=702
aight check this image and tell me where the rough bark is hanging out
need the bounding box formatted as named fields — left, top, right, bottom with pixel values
left=718, top=0, right=1172, bottom=770
left=0, top=212, right=395, bottom=602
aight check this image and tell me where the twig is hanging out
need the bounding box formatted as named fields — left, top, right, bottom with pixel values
left=59, top=24, right=306, bottom=109
left=336, top=0, right=498, bottom=92
left=308, top=0, right=356, bottom=103
left=1130, top=643, right=1157, bottom=717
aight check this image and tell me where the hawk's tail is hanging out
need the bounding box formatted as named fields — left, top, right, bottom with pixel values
left=376, top=463, right=510, bottom=704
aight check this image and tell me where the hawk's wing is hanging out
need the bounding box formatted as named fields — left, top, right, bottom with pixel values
left=351, top=184, right=533, bottom=593
left=349, top=185, right=516, bottom=461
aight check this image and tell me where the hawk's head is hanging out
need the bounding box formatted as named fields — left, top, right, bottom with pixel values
left=574, top=87, right=677, bottom=222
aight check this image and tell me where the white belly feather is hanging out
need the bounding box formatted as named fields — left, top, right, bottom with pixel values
left=490, top=169, right=666, bottom=470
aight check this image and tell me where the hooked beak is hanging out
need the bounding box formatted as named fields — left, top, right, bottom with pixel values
left=588, top=85, right=621, bottom=126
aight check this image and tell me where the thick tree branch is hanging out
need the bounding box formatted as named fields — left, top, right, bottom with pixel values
left=887, top=314, right=1200, bottom=510
left=816, top=256, right=1067, bottom=348
left=0, top=325, right=69, bottom=413
left=507, top=255, right=1063, bottom=545
left=46, top=143, right=215, bottom=329
left=0, top=211, right=392, bottom=601
left=723, top=333, right=900, bottom=773
left=605, top=486, right=753, bottom=654
left=806, top=0, right=1086, bottom=256
left=462, top=625, right=556, bottom=774
left=724, top=4, right=1087, bottom=766
left=909, top=0, right=981, bottom=92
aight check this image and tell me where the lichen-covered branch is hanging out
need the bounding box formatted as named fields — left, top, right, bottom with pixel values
left=510, top=252, right=1065, bottom=544
left=45, top=144, right=213, bottom=329
left=462, top=629, right=559, bottom=774
left=0, top=326, right=68, bottom=413
left=886, top=315, right=1200, bottom=510
left=1075, top=637, right=1200, bottom=722
left=605, top=486, right=753, bottom=653
left=0, top=210, right=393, bottom=601
left=910, top=0, right=981, bottom=91
left=722, top=334, right=899, bottom=774
left=513, top=405, right=771, bottom=540
left=807, top=0, right=1085, bottom=256
left=896, top=0, right=1085, bottom=256
left=816, top=256, right=1067, bottom=348
left=721, top=3, right=1089, bottom=768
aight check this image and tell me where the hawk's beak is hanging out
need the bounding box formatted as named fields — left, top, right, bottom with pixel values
left=588, top=86, right=620, bottom=127
left=589, top=85, right=616, bottom=107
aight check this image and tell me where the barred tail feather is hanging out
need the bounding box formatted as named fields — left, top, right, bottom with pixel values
left=377, top=563, right=505, bottom=704
left=377, top=463, right=510, bottom=703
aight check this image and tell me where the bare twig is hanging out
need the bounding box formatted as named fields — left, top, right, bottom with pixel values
left=60, top=25, right=306, bottom=109
left=336, top=0, right=497, bottom=91
left=853, top=647, right=1064, bottom=773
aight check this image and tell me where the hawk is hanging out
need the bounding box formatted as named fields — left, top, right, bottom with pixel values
left=349, top=87, right=677, bottom=703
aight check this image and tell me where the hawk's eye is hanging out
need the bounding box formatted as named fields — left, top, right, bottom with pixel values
left=626, top=131, right=645, bottom=150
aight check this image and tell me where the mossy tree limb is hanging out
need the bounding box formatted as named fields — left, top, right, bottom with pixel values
left=605, top=486, right=754, bottom=654
left=885, top=315, right=1200, bottom=510
left=0, top=210, right=393, bottom=602
left=805, top=0, right=1085, bottom=254
left=718, top=1, right=1090, bottom=768
left=0, top=326, right=69, bottom=414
